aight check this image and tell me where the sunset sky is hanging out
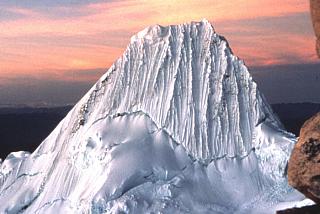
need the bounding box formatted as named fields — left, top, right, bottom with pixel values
left=0, top=0, right=319, bottom=105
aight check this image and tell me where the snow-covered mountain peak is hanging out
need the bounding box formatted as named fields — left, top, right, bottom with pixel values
left=0, top=20, right=301, bottom=213
left=92, top=20, right=292, bottom=163
left=131, top=19, right=214, bottom=43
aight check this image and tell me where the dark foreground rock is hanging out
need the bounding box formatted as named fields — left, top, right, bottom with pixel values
left=276, top=204, right=320, bottom=214
left=288, top=112, right=320, bottom=204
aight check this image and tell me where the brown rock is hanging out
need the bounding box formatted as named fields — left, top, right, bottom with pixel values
left=310, top=0, right=320, bottom=57
left=288, top=112, right=320, bottom=204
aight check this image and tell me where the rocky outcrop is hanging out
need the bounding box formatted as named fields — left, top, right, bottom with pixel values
left=310, top=0, right=320, bottom=57
left=288, top=112, right=320, bottom=204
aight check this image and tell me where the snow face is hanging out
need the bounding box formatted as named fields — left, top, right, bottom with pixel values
left=0, top=20, right=299, bottom=213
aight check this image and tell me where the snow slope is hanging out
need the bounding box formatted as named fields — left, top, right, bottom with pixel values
left=0, top=20, right=301, bottom=213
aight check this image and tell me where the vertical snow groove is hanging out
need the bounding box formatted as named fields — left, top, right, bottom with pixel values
left=41, top=20, right=287, bottom=163
left=0, top=20, right=297, bottom=213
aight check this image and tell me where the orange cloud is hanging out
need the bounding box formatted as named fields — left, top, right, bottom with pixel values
left=0, top=0, right=315, bottom=83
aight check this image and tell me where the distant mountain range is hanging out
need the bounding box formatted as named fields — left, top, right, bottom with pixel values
left=272, top=103, right=320, bottom=135
left=0, top=102, right=319, bottom=160
left=0, top=106, right=71, bottom=160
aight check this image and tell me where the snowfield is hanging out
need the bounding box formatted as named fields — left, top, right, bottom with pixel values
left=0, top=20, right=308, bottom=213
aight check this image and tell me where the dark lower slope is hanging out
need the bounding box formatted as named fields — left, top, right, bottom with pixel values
left=0, top=106, right=71, bottom=159
left=0, top=103, right=319, bottom=160
left=272, top=103, right=320, bottom=135
left=277, top=204, right=320, bottom=214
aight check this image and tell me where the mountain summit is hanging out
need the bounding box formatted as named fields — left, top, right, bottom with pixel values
left=0, top=20, right=304, bottom=213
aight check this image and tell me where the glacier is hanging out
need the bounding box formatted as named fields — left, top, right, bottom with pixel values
left=0, top=20, right=307, bottom=213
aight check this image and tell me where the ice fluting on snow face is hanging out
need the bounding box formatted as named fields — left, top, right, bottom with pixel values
left=0, top=20, right=299, bottom=213
left=71, top=19, right=291, bottom=163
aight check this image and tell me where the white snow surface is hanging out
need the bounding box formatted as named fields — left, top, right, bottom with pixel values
left=0, top=20, right=302, bottom=213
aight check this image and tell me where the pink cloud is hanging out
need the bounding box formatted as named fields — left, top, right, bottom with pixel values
left=0, top=0, right=315, bottom=82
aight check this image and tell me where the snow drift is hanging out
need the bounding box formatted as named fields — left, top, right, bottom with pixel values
left=0, top=20, right=305, bottom=213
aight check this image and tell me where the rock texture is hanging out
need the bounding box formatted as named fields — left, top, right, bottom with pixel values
left=310, top=0, right=320, bottom=57
left=288, top=112, right=320, bottom=204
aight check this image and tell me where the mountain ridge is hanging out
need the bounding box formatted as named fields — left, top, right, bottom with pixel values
left=0, top=20, right=303, bottom=213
